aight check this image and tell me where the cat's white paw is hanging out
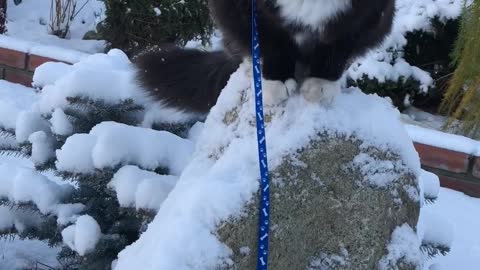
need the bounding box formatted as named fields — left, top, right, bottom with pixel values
left=262, top=78, right=297, bottom=106
left=300, top=78, right=340, bottom=104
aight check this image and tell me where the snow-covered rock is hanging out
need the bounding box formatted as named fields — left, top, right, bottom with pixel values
left=113, top=63, right=423, bottom=270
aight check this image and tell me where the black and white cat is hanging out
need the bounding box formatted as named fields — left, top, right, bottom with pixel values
left=134, top=0, right=395, bottom=116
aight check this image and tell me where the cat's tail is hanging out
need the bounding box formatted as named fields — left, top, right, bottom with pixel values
left=133, top=45, right=241, bottom=115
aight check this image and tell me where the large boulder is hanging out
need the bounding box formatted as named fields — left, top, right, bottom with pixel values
left=114, top=63, right=424, bottom=270
left=218, top=137, right=420, bottom=270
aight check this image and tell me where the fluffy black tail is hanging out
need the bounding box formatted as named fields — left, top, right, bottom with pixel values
left=133, top=46, right=241, bottom=114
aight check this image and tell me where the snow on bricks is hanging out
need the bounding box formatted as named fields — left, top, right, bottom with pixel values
left=406, top=125, right=480, bottom=197
left=0, top=37, right=87, bottom=86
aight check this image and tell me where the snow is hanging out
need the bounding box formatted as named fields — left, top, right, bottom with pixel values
left=108, top=165, right=177, bottom=211
left=421, top=211, right=454, bottom=249
left=50, top=108, right=74, bottom=136
left=0, top=35, right=90, bottom=64
left=32, top=61, right=74, bottom=88
left=28, top=130, right=55, bottom=165
left=419, top=170, right=440, bottom=201
left=0, top=207, right=14, bottom=231
left=0, top=80, right=38, bottom=130
left=353, top=153, right=405, bottom=188
left=56, top=203, right=85, bottom=225
left=405, top=124, right=480, bottom=155
left=187, top=121, right=206, bottom=144
left=15, top=111, right=51, bottom=143
left=421, top=188, right=480, bottom=270
left=0, top=163, right=73, bottom=214
left=378, top=224, right=424, bottom=270
left=0, top=238, right=60, bottom=270
left=56, top=121, right=194, bottom=175
left=5, top=0, right=106, bottom=54
left=112, top=63, right=422, bottom=270
left=62, top=215, right=101, bottom=256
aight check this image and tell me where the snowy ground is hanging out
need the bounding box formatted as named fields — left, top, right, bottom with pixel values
left=421, top=188, right=480, bottom=269
left=4, top=0, right=105, bottom=54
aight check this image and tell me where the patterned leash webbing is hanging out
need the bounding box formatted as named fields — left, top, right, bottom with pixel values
left=251, top=1, right=271, bottom=269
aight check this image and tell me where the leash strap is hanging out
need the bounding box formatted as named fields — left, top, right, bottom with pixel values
left=251, top=1, right=271, bottom=269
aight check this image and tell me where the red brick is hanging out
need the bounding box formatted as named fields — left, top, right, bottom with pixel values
left=414, top=143, right=470, bottom=173
left=439, top=175, right=480, bottom=198
left=0, top=48, right=26, bottom=69
left=28, top=54, right=60, bottom=71
left=4, top=69, right=33, bottom=87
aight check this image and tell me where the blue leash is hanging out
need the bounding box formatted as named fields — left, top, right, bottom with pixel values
left=251, top=1, right=271, bottom=269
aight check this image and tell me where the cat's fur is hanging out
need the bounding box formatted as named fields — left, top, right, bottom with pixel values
left=134, top=0, right=395, bottom=115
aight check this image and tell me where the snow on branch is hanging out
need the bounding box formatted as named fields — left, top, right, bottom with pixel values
left=108, top=165, right=177, bottom=211
left=0, top=163, right=73, bottom=214
left=56, top=121, right=195, bottom=175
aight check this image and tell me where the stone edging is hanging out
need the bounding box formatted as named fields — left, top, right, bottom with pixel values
left=414, top=142, right=480, bottom=197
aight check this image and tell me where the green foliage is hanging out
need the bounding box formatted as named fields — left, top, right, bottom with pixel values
left=348, top=75, right=422, bottom=111
left=421, top=242, right=451, bottom=259
left=404, top=17, right=459, bottom=113
left=350, top=17, right=460, bottom=113
left=100, top=0, right=214, bottom=56
left=63, top=96, right=144, bottom=134
left=440, top=2, right=480, bottom=138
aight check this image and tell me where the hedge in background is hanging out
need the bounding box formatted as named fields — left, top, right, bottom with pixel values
left=349, top=17, right=459, bottom=113
left=100, top=0, right=213, bottom=56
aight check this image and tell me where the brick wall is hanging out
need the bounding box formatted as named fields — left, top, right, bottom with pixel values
left=414, top=142, right=480, bottom=198
left=0, top=47, right=65, bottom=87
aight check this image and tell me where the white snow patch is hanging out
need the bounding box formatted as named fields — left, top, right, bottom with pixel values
left=0, top=35, right=90, bottom=63
left=0, top=163, right=73, bottom=214
left=15, top=111, right=51, bottom=143
left=56, top=122, right=194, bottom=175
left=353, top=153, right=403, bottom=188
left=50, top=108, right=74, bottom=136
left=420, top=211, right=454, bottom=249
left=378, top=224, right=423, bottom=270
left=28, top=130, right=55, bottom=165
left=419, top=188, right=480, bottom=270
left=0, top=207, right=15, bottom=231
left=33, top=61, right=74, bottom=88
left=108, top=165, right=177, bottom=211
left=406, top=123, right=480, bottom=155
left=0, top=237, right=60, bottom=269
left=62, top=215, right=101, bottom=256
left=187, top=121, right=205, bottom=144
left=419, top=170, right=440, bottom=201
left=0, top=80, right=38, bottom=130
left=55, top=203, right=86, bottom=226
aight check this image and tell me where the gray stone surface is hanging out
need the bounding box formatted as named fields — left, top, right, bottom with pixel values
left=216, top=136, right=421, bottom=270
